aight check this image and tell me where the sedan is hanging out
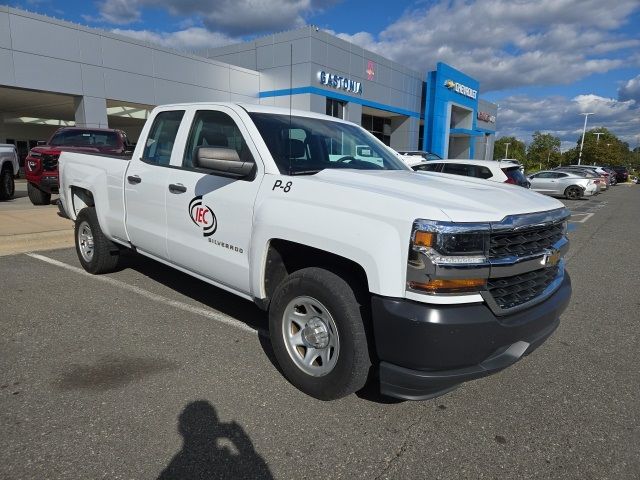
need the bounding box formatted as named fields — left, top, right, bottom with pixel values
left=528, top=170, right=598, bottom=200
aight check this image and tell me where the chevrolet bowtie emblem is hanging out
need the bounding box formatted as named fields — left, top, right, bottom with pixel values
left=542, top=249, right=560, bottom=267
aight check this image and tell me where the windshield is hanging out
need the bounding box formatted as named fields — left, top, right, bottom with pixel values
left=49, top=130, right=119, bottom=148
left=248, top=113, right=409, bottom=175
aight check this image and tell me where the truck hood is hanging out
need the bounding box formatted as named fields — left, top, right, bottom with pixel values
left=308, top=169, right=565, bottom=223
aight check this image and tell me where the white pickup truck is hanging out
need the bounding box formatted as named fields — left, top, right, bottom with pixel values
left=58, top=103, right=572, bottom=401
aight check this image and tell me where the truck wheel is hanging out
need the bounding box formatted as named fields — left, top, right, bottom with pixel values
left=564, top=186, right=582, bottom=200
left=269, top=267, right=371, bottom=400
left=27, top=182, right=51, bottom=205
left=0, top=168, right=14, bottom=200
left=74, top=207, right=120, bottom=274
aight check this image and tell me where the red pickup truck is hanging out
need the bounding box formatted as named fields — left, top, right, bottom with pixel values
left=25, top=127, right=133, bottom=205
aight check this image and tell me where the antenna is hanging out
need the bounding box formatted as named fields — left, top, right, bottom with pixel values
left=288, top=43, right=293, bottom=176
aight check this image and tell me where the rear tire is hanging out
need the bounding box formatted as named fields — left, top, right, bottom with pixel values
left=0, top=168, right=14, bottom=200
left=27, top=182, right=51, bottom=205
left=564, top=186, right=582, bottom=200
left=74, top=207, right=120, bottom=274
left=269, top=267, right=371, bottom=400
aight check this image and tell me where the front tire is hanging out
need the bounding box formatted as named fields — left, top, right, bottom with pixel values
left=269, top=267, right=371, bottom=400
left=565, top=185, right=582, bottom=200
left=27, top=182, right=51, bottom=205
left=74, top=207, right=120, bottom=274
left=0, top=168, right=14, bottom=200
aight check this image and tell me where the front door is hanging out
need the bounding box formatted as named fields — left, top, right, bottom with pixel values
left=165, top=107, right=263, bottom=295
left=125, top=109, right=185, bottom=258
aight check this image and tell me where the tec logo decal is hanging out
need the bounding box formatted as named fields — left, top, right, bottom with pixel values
left=189, top=196, right=217, bottom=237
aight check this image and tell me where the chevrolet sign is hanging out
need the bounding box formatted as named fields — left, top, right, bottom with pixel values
left=444, top=79, right=477, bottom=100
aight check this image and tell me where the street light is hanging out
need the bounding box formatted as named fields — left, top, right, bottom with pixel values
left=593, top=132, right=603, bottom=143
left=578, top=112, right=594, bottom=165
left=504, top=142, right=511, bottom=159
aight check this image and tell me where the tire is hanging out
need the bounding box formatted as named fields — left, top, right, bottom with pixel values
left=0, top=167, right=14, bottom=200
left=74, top=207, right=120, bottom=274
left=27, top=182, right=51, bottom=205
left=269, top=267, right=371, bottom=400
left=564, top=185, right=582, bottom=200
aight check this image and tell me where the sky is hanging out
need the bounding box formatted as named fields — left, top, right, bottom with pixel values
left=10, top=0, right=640, bottom=151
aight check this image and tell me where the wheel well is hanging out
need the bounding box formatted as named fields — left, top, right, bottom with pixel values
left=71, top=187, right=95, bottom=215
left=263, top=239, right=369, bottom=308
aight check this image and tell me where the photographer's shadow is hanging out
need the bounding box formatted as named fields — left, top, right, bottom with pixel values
left=158, top=400, right=273, bottom=480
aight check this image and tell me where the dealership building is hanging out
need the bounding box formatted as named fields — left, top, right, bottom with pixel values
left=0, top=6, right=496, bottom=162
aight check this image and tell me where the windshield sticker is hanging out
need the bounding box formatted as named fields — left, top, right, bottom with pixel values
left=189, top=196, right=217, bottom=237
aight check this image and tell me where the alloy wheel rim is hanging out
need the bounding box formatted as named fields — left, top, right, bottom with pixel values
left=282, top=296, right=340, bottom=377
left=77, top=221, right=95, bottom=262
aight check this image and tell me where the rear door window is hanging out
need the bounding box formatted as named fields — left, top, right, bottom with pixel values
left=142, top=110, right=185, bottom=166
left=413, top=162, right=442, bottom=172
left=442, top=163, right=475, bottom=177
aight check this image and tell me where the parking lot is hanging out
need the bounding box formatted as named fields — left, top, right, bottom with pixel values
left=1, top=184, right=639, bottom=479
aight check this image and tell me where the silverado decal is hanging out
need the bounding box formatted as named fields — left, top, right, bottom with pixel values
left=189, top=196, right=217, bottom=237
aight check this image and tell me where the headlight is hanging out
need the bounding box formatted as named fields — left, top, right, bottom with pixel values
left=407, top=220, right=491, bottom=294
left=411, top=220, right=490, bottom=264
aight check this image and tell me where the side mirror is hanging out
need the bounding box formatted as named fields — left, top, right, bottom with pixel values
left=195, top=147, right=255, bottom=178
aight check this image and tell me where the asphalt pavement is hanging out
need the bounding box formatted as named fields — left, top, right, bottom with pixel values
left=1, top=185, right=639, bottom=479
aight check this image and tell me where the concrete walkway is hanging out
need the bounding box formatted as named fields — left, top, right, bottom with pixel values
left=0, top=181, right=73, bottom=256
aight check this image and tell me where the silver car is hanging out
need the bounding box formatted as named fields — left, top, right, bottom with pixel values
left=528, top=170, right=598, bottom=200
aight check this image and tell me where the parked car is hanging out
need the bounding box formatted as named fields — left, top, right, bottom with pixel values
left=58, top=102, right=571, bottom=401
left=0, top=143, right=20, bottom=200
left=412, top=159, right=530, bottom=187
left=611, top=165, right=629, bottom=183
left=528, top=170, right=598, bottom=200
left=25, top=127, right=133, bottom=205
left=397, top=150, right=442, bottom=162
left=555, top=166, right=609, bottom=190
left=602, top=167, right=617, bottom=186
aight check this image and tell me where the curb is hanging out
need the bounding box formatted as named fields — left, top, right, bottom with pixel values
left=0, top=229, right=74, bottom=256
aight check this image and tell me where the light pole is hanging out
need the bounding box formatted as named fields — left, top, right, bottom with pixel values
left=578, top=112, right=594, bottom=165
left=504, top=142, right=511, bottom=159
left=593, top=132, right=603, bottom=144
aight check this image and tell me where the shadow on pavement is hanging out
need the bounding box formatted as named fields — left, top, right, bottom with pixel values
left=158, top=400, right=273, bottom=480
left=119, top=251, right=268, bottom=332
left=119, top=252, right=403, bottom=405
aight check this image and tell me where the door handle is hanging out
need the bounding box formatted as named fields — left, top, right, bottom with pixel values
left=168, top=183, right=187, bottom=194
left=127, top=175, right=142, bottom=184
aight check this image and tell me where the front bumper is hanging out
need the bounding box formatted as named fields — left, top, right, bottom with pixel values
left=372, top=273, right=571, bottom=400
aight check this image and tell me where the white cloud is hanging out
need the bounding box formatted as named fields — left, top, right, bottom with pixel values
left=334, top=0, right=640, bottom=92
left=94, top=0, right=141, bottom=24
left=93, top=0, right=337, bottom=34
left=619, top=74, right=640, bottom=102
left=496, top=91, right=639, bottom=146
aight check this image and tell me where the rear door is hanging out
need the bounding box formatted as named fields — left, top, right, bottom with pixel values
left=125, top=109, right=185, bottom=258
left=165, top=106, right=263, bottom=294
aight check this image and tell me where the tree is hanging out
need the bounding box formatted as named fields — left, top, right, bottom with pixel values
left=527, top=131, right=561, bottom=170
left=576, top=128, right=627, bottom=166
left=494, top=136, right=526, bottom=163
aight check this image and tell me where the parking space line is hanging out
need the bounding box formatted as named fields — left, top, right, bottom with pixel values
left=26, top=253, right=266, bottom=337
left=569, top=213, right=594, bottom=223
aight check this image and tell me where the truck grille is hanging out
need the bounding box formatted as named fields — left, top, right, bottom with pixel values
left=488, top=266, right=559, bottom=310
left=42, top=154, right=59, bottom=171
left=490, top=222, right=564, bottom=259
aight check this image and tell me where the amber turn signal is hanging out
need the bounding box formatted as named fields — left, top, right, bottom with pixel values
left=408, top=278, right=487, bottom=293
left=414, top=231, right=435, bottom=248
